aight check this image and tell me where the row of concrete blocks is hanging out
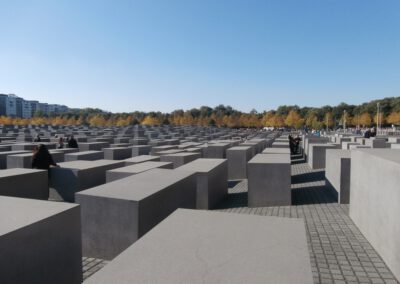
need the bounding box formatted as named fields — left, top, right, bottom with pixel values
left=0, top=196, right=313, bottom=284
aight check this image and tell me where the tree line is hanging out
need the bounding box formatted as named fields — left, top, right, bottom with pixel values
left=1, top=97, right=400, bottom=128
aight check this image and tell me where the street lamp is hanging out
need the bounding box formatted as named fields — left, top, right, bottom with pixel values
left=376, top=102, right=380, bottom=131
left=343, top=110, right=346, bottom=132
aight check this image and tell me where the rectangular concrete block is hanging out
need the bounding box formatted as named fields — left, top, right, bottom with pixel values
left=0, top=196, right=82, bottom=284
left=325, top=149, right=351, bottom=204
left=226, top=146, right=253, bottom=179
left=206, top=143, right=230, bottom=158
left=78, top=142, right=110, bottom=152
left=103, top=147, right=132, bottom=160
left=349, top=149, right=400, bottom=280
left=308, top=143, right=340, bottom=169
left=0, top=168, right=48, bottom=199
left=123, top=155, right=160, bottom=166
left=65, top=150, right=104, bottom=161
left=49, top=160, right=125, bottom=202
left=75, top=169, right=196, bottom=260
left=261, top=148, right=291, bottom=155
left=85, top=209, right=313, bottom=284
left=177, top=158, right=228, bottom=209
left=160, top=152, right=201, bottom=168
left=131, top=145, right=152, bottom=157
left=248, top=154, right=291, bottom=207
left=0, top=150, right=29, bottom=169
left=106, top=161, right=173, bottom=183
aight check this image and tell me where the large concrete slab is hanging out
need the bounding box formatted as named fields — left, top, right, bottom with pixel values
left=123, top=155, right=160, bottom=166
left=103, top=147, right=132, bottom=160
left=64, top=150, right=104, bottom=161
left=247, top=154, right=291, bottom=207
left=75, top=169, right=196, bottom=260
left=349, top=149, right=400, bottom=280
left=0, top=168, right=48, bottom=199
left=85, top=209, right=313, bottom=284
left=49, top=160, right=125, bottom=202
left=226, top=146, right=253, bottom=179
left=176, top=158, right=228, bottom=209
left=325, top=149, right=351, bottom=204
left=106, top=161, right=173, bottom=183
left=0, top=150, right=29, bottom=169
left=0, top=196, right=82, bottom=284
left=308, top=143, right=340, bottom=169
left=160, top=152, right=201, bottom=168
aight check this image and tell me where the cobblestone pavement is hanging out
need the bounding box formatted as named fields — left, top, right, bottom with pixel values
left=82, top=155, right=399, bottom=283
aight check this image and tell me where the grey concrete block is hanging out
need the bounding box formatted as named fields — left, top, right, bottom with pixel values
left=349, top=149, right=400, bottom=280
left=49, top=160, right=125, bottom=202
left=7, top=151, right=63, bottom=168
left=103, top=147, right=132, bottom=160
left=177, top=158, right=228, bottom=209
left=150, top=145, right=178, bottom=155
left=0, top=168, right=48, bottom=199
left=75, top=169, right=196, bottom=260
left=160, top=152, right=201, bottom=168
left=365, top=138, right=387, bottom=148
left=131, top=145, right=152, bottom=157
left=0, top=196, right=82, bottom=284
left=123, top=155, right=160, bottom=166
left=271, top=141, right=289, bottom=148
left=0, top=150, right=29, bottom=169
left=308, top=143, right=340, bottom=169
left=325, top=149, right=351, bottom=204
left=106, top=161, right=173, bottom=183
left=64, top=150, right=104, bottom=161
left=261, top=148, right=291, bottom=154
left=205, top=143, right=231, bottom=158
left=226, top=146, right=253, bottom=179
left=78, top=142, right=110, bottom=152
left=85, top=209, right=313, bottom=284
left=248, top=154, right=291, bottom=207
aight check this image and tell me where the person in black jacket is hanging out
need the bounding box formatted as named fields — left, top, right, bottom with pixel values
left=67, top=135, right=79, bottom=148
left=32, top=144, right=59, bottom=170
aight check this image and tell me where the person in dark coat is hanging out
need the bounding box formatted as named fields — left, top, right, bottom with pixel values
left=32, top=144, right=59, bottom=170
left=364, top=129, right=371, bottom=138
left=67, top=135, right=78, bottom=148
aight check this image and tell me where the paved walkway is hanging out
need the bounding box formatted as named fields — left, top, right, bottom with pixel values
left=83, top=154, right=399, bottom=283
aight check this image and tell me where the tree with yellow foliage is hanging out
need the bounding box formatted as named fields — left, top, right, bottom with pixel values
left=141, top=115, right=162, bottom=125
left=387, top=112, right=400, bottom=125
left=285, top=110, right=303, bottom=129
left=358, top=113, right=372, bottom=127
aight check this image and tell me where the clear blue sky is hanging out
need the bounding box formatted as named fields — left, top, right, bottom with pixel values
left=1, top=0, right=399, bottom=113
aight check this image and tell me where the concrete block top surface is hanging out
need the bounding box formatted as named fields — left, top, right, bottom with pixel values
left=123, top=155, right=160, bottom=163
left=227, top=146, right=252, bottom=151
left=248, top=153, right=291, bottom=164
left=85, top=209, right=313, bottom=284
left=176, top=158, right=226, bottom=173
left=0, top=196, right=78, bottom=236
left=0, top=168, right=46, bottom=178
left=58, top=159, right=123, bottom=170
left=353, top=149, right=400, bottom=165
left=76, top=168, right=195, bottom=201
left=66, top=150, right=102, bottom=156
left=162, top=152, right=200, bottom=157
left=108, top=161, right=173, bottom=173
left=262, top=148, right=290, bottom=154
left=326, top=149, right=351, bottom=158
